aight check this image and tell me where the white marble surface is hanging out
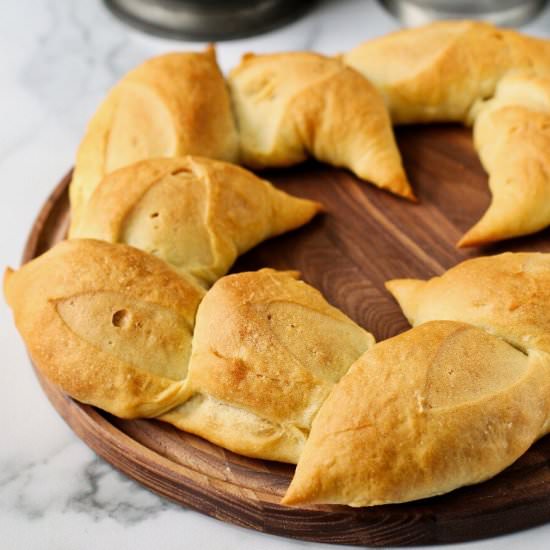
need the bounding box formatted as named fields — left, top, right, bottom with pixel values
left=2, top=1, right=550, bottom=548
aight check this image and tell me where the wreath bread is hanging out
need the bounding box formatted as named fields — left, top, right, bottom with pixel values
left=5, top=22, right=550, bottom=509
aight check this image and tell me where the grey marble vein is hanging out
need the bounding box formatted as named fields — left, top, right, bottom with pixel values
left=0, top=442, right=176, bottom=525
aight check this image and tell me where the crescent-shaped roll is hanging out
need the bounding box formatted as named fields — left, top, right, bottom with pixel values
left=160, top=269, right=375, bottom=463
left=460, top=74, right=550, bottom=246
left=228, top=51, right=413, bottom=199
left=4, top=239, right=204, bottom=418
left=283, top=321, right=550, bottom=507
left=70, top=47, right=239, bottom=228
left=386, top=252, right=550, bottom=354
left=70, top=157, right=321, bottom=286
left=345, top=22, right=550, bottom=245
left=344, top=21, right=550, bottom=125
left=343, top=21, right=550, bottom=246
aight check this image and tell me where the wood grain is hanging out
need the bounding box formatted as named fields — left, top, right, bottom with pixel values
left=23, top=125, right=550, bottom=545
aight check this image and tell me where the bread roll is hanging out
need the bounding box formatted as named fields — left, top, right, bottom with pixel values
left=70, top=47, right=239, bottom=229
left=461, top=74, right=550, bottom=246
left=386, top=252, right=550, bottom=354
left=345, top=21, right=550, bottom=245
left=161, top=269, right=375, bottom=463
left=344, top=21, right=550, bottom=125
left=284, top=321, right=550, bottom=506
left=4, top=239, right=204, bottom=418
left=229, top=51, right=412, bottom=199
left=70, top=157, right=321, bottom=286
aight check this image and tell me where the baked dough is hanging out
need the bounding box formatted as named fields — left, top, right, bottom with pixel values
left=386, top=252, right=550, bottom=355
left=284, top=321, right=550, bottom=506
left=345, top=21, right=550, bottom=245
left=462, top=74, right=550, bottom=246
left=229, top=51, right=413, bottom=199
left=344, top=21, right=550, bottom=124
left=70, top=156, right=321, bottom=286
left=70, top=47, right=239, bottom=229
left=6, top=35, right=550, bottom=509
left=161, top=269, right=375, bottom=463
left=4, top=239, right=204, bottom=418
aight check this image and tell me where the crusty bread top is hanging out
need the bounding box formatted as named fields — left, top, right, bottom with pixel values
left=386, top=252, right=550, bottom=355
left=345, top=21, right=550, bottom=124
left=284, top=321, right=550, bottom=506
left=4, top=239, right=204, bottom=418
left=70, top=47, right=239, bottom=229
left=458, top=73, right=550, bottom=246
left=161, top=268, right=375, bottom=463
left=344, top=22, right=550, bottom=246
left=70, top=156, right=321, bottom=286
left=229, top=51, right=412, bottom=198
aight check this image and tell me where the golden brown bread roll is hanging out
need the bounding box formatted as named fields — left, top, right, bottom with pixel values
left=386, top=252, right=550, bottom=354
left=284, top=321, right=550, bottom=507
left=70, top=157, right=321, bottom=286
left=160, top=269, right=375, bottom=463
left=344, top=21, right=550, bottom=125
left=345, top=20, right=496, bottom=123
left=345, top=21, right=550, bottom=245
left=70, top=47, right=239, bottom=229
left=228, top=51, right=413, bottom=199
left=461, top=74, right=550, bottom=246
left=4, top=239, right=204, bottom=418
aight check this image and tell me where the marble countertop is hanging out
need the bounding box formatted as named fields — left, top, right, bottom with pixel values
left=2, top=1, right=550, bottom=548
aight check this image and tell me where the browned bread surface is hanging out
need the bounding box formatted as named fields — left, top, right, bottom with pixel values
left=229, top=51, right=412, bottom=199
left=345, top=22, right=550, bottom=245
left=386, top=252, right=550, bottom=355
left=161, top=268, right=375, bottom=463
left=70, top=47, right=239, bottom=229
left=71, top=156, right=321, bottom=286
left=4, top=239, right=204, bottom=418
left=284, top=321, right=550, bottom=506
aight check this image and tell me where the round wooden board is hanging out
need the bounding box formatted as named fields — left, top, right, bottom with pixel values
left=24, top=125, right=550, bottom=546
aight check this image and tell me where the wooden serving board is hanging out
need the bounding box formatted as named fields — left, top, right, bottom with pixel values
left=24, top=125, right=550, bottom=546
